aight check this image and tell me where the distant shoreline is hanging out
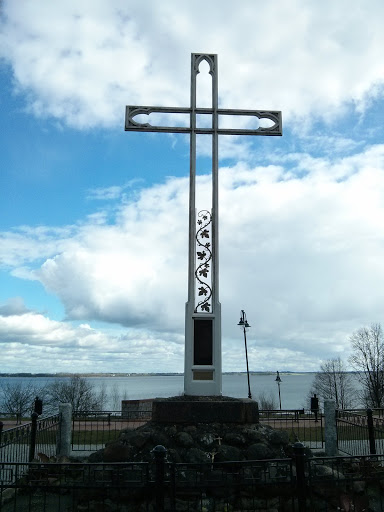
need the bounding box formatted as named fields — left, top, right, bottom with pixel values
left=1, top=371, right=319, bottom=378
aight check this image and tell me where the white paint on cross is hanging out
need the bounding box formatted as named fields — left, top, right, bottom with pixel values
left=125, top=53, right=282, bottom=396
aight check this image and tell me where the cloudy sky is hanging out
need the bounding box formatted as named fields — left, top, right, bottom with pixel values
left=1, top=0, right=384, bottom=374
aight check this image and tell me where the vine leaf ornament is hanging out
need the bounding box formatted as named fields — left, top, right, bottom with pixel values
left=195, top=210, right=213, bottom=313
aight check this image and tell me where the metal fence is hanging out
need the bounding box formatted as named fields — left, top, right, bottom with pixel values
left=70, top=408, right=324, bottom=453
left=371, top=411, right=384, bottom=453
left=71, top=409, right=152, bottom=451
left=10, top=406, right=384, bottom=465
left=337, top=408, right=384, bottom=455
left=0, top=461, right=152, bottom=511
left=0, top=413, right=59, bottom=465
left=71, top=406, right=384, bottom=457
left=305, top=452, right=384, bottom=511
left=1, top=445, right=383, bottom=511
left=259, top=409, right=324, bottom=449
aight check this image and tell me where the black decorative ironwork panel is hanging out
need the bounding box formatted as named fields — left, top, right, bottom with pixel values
left=194, top=210, right=212, bottom=313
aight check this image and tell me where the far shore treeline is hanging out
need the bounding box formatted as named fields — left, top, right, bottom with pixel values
left=0, top=371, right=318, bottom=378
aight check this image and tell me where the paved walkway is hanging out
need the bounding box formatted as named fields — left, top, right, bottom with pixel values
left=0, top=419, right=30, bottom=430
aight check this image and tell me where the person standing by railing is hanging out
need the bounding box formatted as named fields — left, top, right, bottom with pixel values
left=311, top=394, right=319, bottom=422
left=34, top=396, right=43, bottom=416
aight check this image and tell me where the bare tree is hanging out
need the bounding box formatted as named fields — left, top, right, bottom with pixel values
left=310, top=357, right=356, bottom=409
left=109, top=383, right=129, bottom=410
left=257, top=390, right=278, bottom=410
left=0, top=381, right=46, bottom=418
left=46, top=375, right=106, bottom=413
left=349, top=323, right=384, bottom=408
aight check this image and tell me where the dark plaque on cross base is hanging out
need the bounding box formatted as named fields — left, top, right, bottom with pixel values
left=194, top=318, right=213, bottom=366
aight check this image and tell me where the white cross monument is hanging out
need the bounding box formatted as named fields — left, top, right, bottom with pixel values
left=125, top=53, right=282, bottom=396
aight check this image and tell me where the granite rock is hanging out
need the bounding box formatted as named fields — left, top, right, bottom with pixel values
left=89, top=420, right=291, bottom=464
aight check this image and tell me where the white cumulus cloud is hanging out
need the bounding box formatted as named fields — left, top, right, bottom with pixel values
left=1, top=146, right=384, bottom=371
left=1, top=1, right=384, bottom=129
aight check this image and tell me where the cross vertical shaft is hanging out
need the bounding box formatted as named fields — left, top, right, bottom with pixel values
left=124, top=53, right=282, bottom=397
left=185, top=54, right=221, bottom=395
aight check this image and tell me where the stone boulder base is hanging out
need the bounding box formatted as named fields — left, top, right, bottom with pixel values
left=90, top=420, right=290, bottom=464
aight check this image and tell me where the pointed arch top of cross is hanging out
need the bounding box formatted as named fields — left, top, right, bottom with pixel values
left=125, top=53, right=282, bottom=136
left=193, top=53, right=215, bottom=74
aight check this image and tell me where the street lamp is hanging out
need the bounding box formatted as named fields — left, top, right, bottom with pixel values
left=237, top=310, right=252, bottom=399
left=275, top=371, right=282, bottom=410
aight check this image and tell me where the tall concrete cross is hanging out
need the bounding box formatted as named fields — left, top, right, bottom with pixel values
left=125, top=53, right=282, bottom=396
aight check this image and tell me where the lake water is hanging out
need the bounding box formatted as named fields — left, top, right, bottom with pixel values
left=0, top=373, right=317, bottom=410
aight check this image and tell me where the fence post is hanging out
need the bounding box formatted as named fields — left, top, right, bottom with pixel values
left=28, top=412, right=38, bottom=462
left=324, top=399, right=338, bottom=456
left=293, top=442, right=306, bottom=512
left=169, top=461, right=176, bottom=512
left=153, top=445, right=167, bottom=512
left=56, top=403, right=72, bottom=458
left=367, top=408, right=376, bottom=455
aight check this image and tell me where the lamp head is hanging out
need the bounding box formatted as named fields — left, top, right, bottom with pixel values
left=238, top=310, right=251, bottom=328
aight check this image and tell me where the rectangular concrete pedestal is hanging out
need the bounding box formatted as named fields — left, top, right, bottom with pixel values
left=152, top=397, right=259, bottom=424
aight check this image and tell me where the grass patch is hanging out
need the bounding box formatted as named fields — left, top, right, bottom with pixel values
left=71, top=429, right=121, bottom=446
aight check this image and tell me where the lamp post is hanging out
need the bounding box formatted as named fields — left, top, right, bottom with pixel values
left=237, top=310, right=252, bottom=399
left=275, top=371, right=282, bottom=410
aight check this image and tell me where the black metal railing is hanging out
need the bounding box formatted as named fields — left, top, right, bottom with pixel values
left=70, top=408, right=324, bottom=453
left=0, top=413, right=59, bottom=465
left=259, top=409, right=324, bottom=449
left=0, top=461, right=152, bottom=511
left=306, top=452, right=384, bottom=511
left=371, top=411, right=384, bottom=453
left=71, top=409, right=152, bottom=451
left=168, top=456, right=294, bottom=511
left=337, top=408, right=384, bottom=455
left=1, top=445, right=384, bottom=511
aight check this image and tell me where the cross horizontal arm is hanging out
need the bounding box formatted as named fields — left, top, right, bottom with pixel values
left=125, top=106, right=282, bottom=136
